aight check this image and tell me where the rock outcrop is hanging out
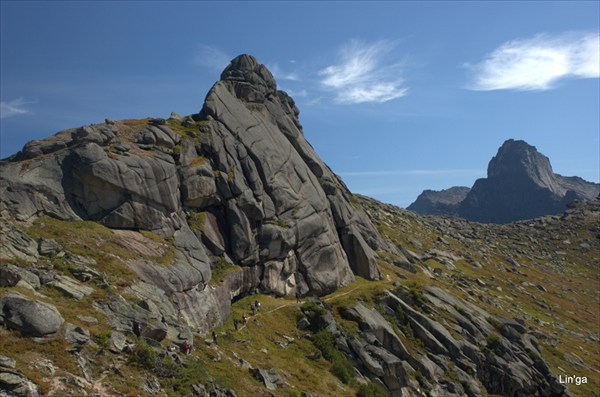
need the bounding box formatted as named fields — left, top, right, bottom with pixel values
left=0, top=54, right=384, bottom=336
left=408, top=139, right=599, bottom=223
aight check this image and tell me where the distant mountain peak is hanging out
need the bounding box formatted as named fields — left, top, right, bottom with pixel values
left=487, top=139, right=557, bottom=189
left=409, top=139, right=600, bottom=223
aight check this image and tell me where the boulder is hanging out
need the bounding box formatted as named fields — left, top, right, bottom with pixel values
left=64, top=323, right=91, bottom=345
left=109, top=331, right=128, bottom=353
left=48, top=275, right=95, bottom=300
left=250, top=368, right=284, bottom=390
left=0, top=356, right=16, bottom=370
left=37, top=238, right=64, bottom=257
left=0, top=294, right=64, bottom=336
left=0, top=370, right=39, bottom=397
left=0, top=221, right=39, bottom=262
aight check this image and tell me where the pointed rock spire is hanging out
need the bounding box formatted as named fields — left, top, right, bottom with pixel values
left=219, top=54, right=277, bottom=102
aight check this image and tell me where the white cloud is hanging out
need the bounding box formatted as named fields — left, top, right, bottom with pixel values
left=193, top=44, right=231, bottom=71
left=467, top=32, right=600, bottom=91
left=0, top=98, right=35, bottom=118
left=319, top=40, right=408, bottom=104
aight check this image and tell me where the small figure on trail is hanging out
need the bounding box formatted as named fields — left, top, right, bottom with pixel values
left=234, top=318, right=239, bottom=331
left=133, top=322, right=141, bottom=336
left=296, top=291, right=301, bottom=304
left=250, top=302, right=256, bottom=315
left=242, top=313, right=248, bottom=325
left=255, top=300, right=261, bottom=311
left=212, top=331, right=218, bottom=345
left=182, top=339, right=191, bottom=355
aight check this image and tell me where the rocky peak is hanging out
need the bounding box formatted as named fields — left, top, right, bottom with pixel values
left=218, top=54, right=277, bottom=103
left=487, top=139, right=558, bottom=191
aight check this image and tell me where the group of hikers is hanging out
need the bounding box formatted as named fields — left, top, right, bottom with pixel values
left=180, top=299, right=262, bottom=355
left=233, top=299, right=261, bottom=331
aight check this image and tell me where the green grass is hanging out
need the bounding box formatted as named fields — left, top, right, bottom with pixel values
left=357, top=382, right=387, bottom=397
left=27, top=216, right=138, bottom=285
left=312, top=330, right=355, bottom=384
left=209, top=258, right=241, bottom=286
left=187, top=211, right=206, bottom=232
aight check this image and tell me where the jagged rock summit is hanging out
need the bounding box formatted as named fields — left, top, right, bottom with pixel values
left=409, top=139, right=599, bottom=223
left=0, top=54, right=385, bottom=336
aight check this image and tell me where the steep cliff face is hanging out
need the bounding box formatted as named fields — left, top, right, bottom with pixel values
left=0, top=55, right=385, bottom=336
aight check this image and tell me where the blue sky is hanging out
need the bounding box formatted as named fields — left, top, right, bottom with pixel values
left=1, top=1, right=599, bottom=207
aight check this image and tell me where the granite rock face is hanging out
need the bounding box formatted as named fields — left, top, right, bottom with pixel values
left=408, top=139, right=599, bottom=223
left=196, top=54, right=382, bottom=292
left=0, top=54, right=384, bottom=335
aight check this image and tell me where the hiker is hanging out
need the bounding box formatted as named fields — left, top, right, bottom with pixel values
left=133, top=321, right=141, bottom=336
left=234, top=318, right=239, bottom=331
left=212, top=331, right=218, bottom=345
left=250, top=302, right=256, bottom=315
left=182, top=339, right=191, bottom=355
left=255, top=300, right=261, bottom=311
left=296, top=291, right=301, bottom=304
left=242, top=313, right=248, bottom=325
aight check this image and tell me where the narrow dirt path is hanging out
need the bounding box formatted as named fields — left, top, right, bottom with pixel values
left=323, top=285, right=360, bottom=302
left=234, top=285, right=361, bottom=331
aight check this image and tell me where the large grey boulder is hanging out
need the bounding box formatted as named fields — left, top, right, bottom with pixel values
left=64, top=142, right=181, bottom=234
left=0, top=294, right=64, bottom=336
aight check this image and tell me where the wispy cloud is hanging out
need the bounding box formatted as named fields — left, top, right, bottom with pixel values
left=319, top=39, right=408, bottom=104
left=193, top=44, right=231, bottom=71
left=268, top=63, right=300, bottom=81
left=0, top=98, right=35, bottom=118
left=467, top=32, right=600, bottom=91
left=339, top=169, right=483, bottom=177
left=283, top=88, right=307, bottom=98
